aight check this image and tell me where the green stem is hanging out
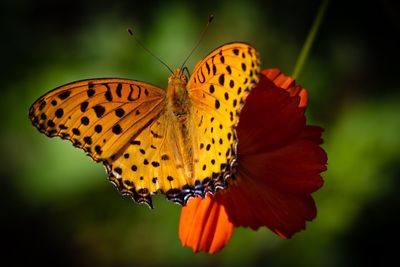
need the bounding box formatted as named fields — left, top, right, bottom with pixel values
left=292, top=0, right=330, bottom=79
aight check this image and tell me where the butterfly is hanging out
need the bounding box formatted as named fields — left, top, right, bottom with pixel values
left=29, top=42, right=260, bottom=208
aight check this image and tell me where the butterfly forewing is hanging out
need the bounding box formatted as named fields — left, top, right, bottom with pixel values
left=188, top=43, right=260, bottom=190
left=29, top=79, right=166, bottom=161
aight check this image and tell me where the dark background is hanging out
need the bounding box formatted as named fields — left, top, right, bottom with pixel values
left=1, top=0, right=399, bottom=266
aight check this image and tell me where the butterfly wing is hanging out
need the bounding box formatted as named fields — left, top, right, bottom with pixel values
left=29, top=79, right=166, bottom=161
left=30, top=79, right=170, bottom=207
left=108, top=105, right=210, bottom=207
left=187, top=42, right=260, bottom=193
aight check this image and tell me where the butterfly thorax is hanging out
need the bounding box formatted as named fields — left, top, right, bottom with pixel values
left=167, top=68, right=190, bottom=119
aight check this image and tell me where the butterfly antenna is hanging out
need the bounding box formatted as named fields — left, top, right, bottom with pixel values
left=180, top=14, right=214, bottom=70
left=127, top=28, right=173, bottom=74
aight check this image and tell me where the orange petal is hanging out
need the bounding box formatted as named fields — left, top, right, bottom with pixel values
left=262, top=68, right=308, bottom=107
left=179, top=194, right=234, bottom=254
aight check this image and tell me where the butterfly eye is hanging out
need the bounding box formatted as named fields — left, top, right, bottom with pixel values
left=181, top=75, right=188, bottom=83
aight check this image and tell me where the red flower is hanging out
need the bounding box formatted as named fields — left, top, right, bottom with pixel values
left=179, top=69, right=327, bottom=254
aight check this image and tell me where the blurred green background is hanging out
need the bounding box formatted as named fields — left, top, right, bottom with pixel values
left=1, top=0, right=399, bottom=266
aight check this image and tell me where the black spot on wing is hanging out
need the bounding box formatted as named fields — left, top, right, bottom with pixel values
left=215, top=99, right=220, bottom=109
left=55, top=108, right=64, bottom=118
left=226, top=66, right=232, bottom=75
left=81, top=116, right=89, bottom=125
left=93, top=105, right=105, bottom=118
left=131, top=140, right=141, bottom=145
left=87, top=87, right=95, bottom=97
left=128, top=85, right=141, bottom=101
left=205, top=62, right=210, bottom=74
left=83, top=136, right=92, bottom=145
left=58, top=91, right=71, bottom=100
left=218, top=74, right=225, bottom=86
left=95, top=124, right=102, bottom=133
left=104, top=84, right=113, bottom=101
left=209, top=85, right=215, bottom=94
left=112, top=124, right=122, bottom=135
left=47, top=119, right=55, bottom=128
left=115, top=108, right=125, bottom=118
left=116, top=83, right=122, bottom=98
left=80, top=101, right=88, bottom=112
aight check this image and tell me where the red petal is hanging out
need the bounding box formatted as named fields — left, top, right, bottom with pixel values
left=221, top=180, right=317, bottom=238
left=179, top=194, right=234, bottom=254
left=221, top=69, right=327, bottom=238
left=301, top=125, right=325, bottom=145
left=239, top=138, right=326, bottom=194
left=223, top=135, right=325, bottom=236
left=237, top=74, right=305, bottom=156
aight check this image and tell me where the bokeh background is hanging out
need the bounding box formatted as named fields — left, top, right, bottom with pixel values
left=1, top=0, right=399, bottom=266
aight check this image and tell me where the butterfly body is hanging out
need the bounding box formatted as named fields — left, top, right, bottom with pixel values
left=29, top=42, right=260, bottom=207
left=165, top=68, right=194, bottom=189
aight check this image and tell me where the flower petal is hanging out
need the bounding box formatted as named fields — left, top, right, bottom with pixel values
left=221, top=179, right=317, bottom=238
left=263, top=68, right=308, bottom=107
left=179, top=194, right=234, bottom=254
left=221, top=68, right=327, bottom=237
left=239, top=137, right=326, bottom=194
left=301, top=125, right=325, bottom=144
left=237, top=73, right=305, bottom=156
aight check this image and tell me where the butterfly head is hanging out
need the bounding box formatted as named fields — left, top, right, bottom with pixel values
left=168, top=68, right=188, bottom=86
left=167, top=68, right=189, bottom=100
left=167, top=68, right=190, bottom=115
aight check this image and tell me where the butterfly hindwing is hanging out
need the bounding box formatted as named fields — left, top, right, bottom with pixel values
left=106, top=111, right=194, bottom=207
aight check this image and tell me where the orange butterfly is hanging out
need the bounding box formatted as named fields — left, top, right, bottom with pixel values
left=29, top=42, right=260, bottom=208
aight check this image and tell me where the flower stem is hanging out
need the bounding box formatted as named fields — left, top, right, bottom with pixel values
left=292, top=0, right=330, bottom=80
